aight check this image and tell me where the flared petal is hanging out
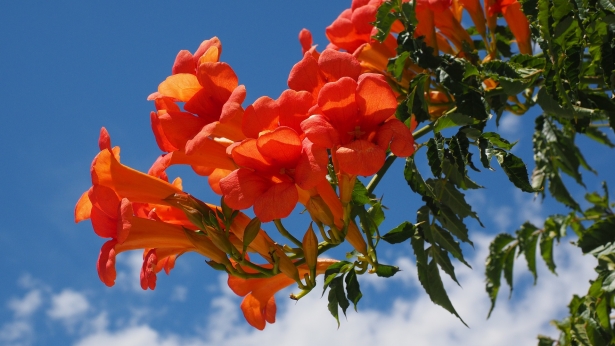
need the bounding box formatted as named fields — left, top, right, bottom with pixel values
left=158, top=73, right=202, bottom=102
left=241, top=96, right=280, bottom=139
left=336, top=140, right=386, bottom=176
left=299, top=28, right=313, bottom=55
left=288, top=52, right=325, bottom=98
left=92, top=149, right=183, bottom=204
left=294, top=139, right=329, bottom=190
left=256, top=127, right=303, bottom=168
left=318, top=49, right=362, bottom=83
left=318, top=77, right=359, bottom=142
left=277, top=89, right=314, bottom=134
left=253, top=182, right=299, bottom=222
left=219, top=169, right=271, bottom=210
left=232, top=139, right=273, bottom=172
left=356, top=74, right=398, bottom=131
left=75, top=190, right=92, bottom=223
left=376, top=119, right=416, bottom=157
left=300, top=114, right=340, bottom=148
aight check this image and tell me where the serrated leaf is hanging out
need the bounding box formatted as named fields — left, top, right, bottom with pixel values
left=434, top=113, right=479, bottom=132
left=323, top=261, right=351, bottom=293
left=352, top=179, right=374, bottom=206
left=539, top=235, right=557, bottom=274
left=585, top=127, right=615, bottom=148
left=486, top=233, right=515, bottom=317
left=441, top=159, right=484, bottom=190
left=327, top=280, right=340, bottom=327
left=427, top=223, right=471, bottom=267
left=495, top=151, right=536, bottom=192
left=518, top=222, right=540, bottom=283
left=427, top=138, right=443, bottom=177
left=345, top=270, right=362, bottom=311
left=421, top=259, right=468, bottom=326
left=375, top=264, right=401, bottom=277
left=503, top=245, right=517, bottom=296
left=334, top=276, right=350, bottom=317
left=548, top=172, right=581, bottom=210
left=481, top=132, right=517, bottom=150
left=382, top=221, right=416, bottom=244
left=373, top=1, right=397, bottom=41
left=429, top=245, right=461, bottom=285
left=437, top=206, right=473, bottom=245
left=367, top=202, right=385, bottom=227
left=578, top=216, right=615, bottom=253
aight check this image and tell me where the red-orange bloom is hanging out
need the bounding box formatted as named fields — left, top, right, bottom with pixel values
left=219, top=126, right=328, bottom=222
left=148, top=38, right=246, bottom=188
left=301, top=74, right=415, bottom=177
left=288, top=48, right=362, bottom=102
left=486, top=0, right=532, bottom=55
left=228, top=259, right=338, bottom=330
left=325, top=0, right=383, bottom=53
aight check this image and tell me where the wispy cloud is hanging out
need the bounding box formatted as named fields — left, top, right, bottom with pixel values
left=68, top=233, right=596, bottom=346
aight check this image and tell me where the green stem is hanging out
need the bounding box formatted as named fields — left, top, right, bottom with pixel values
left=366, top=122, right=434, bottom=194
left=273, top=219, right=303, bottom=248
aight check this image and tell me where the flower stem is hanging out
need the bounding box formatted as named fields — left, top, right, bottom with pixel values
left=366, top=122, right=434, bottom=194
left=273, top=219, right=303, bottom=248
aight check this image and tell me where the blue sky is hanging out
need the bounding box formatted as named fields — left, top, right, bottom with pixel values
left=1, top=2, right=613, bottom=345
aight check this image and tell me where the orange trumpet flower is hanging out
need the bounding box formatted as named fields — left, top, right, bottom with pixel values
left=228, top=259, right=339, bottom=330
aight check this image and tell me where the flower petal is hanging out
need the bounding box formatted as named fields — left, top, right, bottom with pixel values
left=253, top=182, right=298, bottom=222
left=219, top=169, right=271, bottom=210
left=317, top=77, right=359, bottom=141
left=356, top=74, right=397, bottom=131
left=336, top=140, right=386, bottom=176
left=256, top=127, right=302, bottom=168
left=318, top=49, right=361, bottom=83
left=241, top=96, right=280, bottom=139
left=277, top=89, right=313, bottom=134
left=300, top=114, right=340, bottom=148
left=158, top=73, right=202, bottom=102
left=376, top=119, right=415, bottom=157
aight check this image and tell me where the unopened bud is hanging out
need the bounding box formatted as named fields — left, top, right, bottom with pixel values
left=302, top=224, right=318, bottom=271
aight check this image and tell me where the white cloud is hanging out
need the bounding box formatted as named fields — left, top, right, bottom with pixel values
left=8, top=290, right=43, bottom=318
left=170, top=286, right=187, bottom=302
left=47, top=289, right=90, bottom=321
left=116, top=251, right=147, bottom=292
left=0, top=320, right=34, bottom=346
left=498, top=113, right=522, bottom=135
left=72, top=232, right=596, bottom=346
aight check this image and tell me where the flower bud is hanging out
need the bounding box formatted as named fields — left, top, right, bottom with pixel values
left=302, top=224, right=318, bottom=271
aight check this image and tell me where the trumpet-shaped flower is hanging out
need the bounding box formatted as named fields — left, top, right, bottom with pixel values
left=219, top=126, right=328, bottom=222
left=301, top=74, right=414, bottom=177
left=228, top=259, right=338, bottom=330
left=325, top=0, right=383, bottom=53
left=486, top=0, right=532, bottom=55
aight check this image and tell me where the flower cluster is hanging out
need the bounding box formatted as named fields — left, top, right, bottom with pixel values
left=76, top=0, right=532, bottom=330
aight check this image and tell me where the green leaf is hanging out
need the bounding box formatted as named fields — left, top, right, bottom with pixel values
left=537, top=335, right=556, bottom=346
left=367, top=202, right=385, bottom=227
left=502, top=245, right=517, bottom=296
left=433, top=113, right=480, bottom=132
left=427, top=138, right=443, bottom=177
left=404, top=157, right=434, bottom=197
left=388, top=51, right=410, bottom=81
left=429, top=246, right=461, bottom=285
left=352, top=179, right=375, bottom=206
left=578, top=216, right=615, bottom=253
left=548, top=173, right=581, bottom=210
left=422, top=259, right=468, bottom=325
left=327, top=278, right=341, bottom=327
left=585, top=127, right=615, bottom=148
left=486, top=233, right=515, bottom=317
left=518, top=222, right=540, bottom=283
left=404, top=73, right=430, bottom=123
left=481, top=132, right=517, bottom=150
left=323, top=261, right=351, bottom=293
left=437, top=206, right=473, bottom=245
left=334, top=276, right=350, bottom=317
left=600, top=0, right=615, bottom=13
left=539, top=235, right=557, bottom=274
left=495, top=151, right=536, bottom=192
left=382, top=221, right=416, bottom=244
left=375, top=264, right=401, bottom=277
left=429, top=179, right=481, bottom=222
left=345, top=270, right=362, bottom=311
left=441, top=159, right=483, bottom=190
left=427, top=223, right=471, bottom=267
left=373, top=1, right=397, bottom=41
